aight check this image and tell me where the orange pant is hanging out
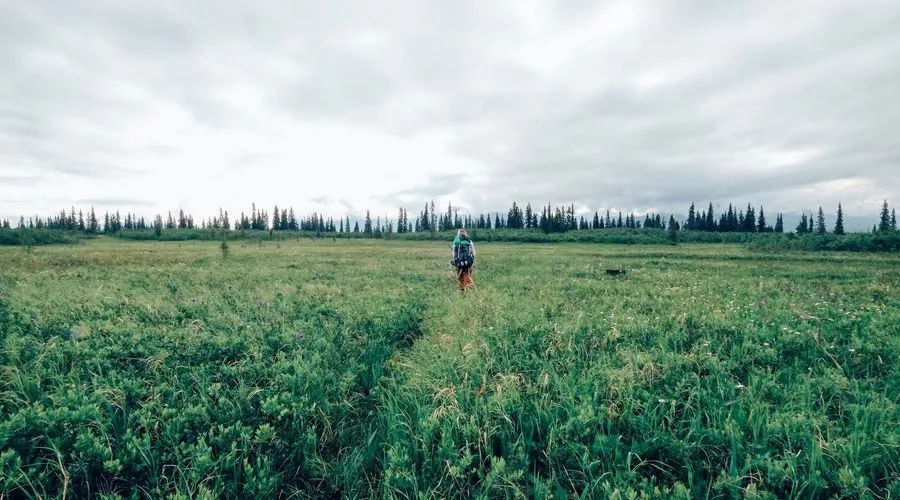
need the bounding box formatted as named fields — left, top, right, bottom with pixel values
left=456, top=266, right=474, bottom=290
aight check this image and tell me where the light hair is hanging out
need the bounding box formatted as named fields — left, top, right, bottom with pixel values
left=457, top=228, right=468, bottom=237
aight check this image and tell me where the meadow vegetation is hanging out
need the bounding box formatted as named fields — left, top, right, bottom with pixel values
left=0, top=229, right=84, bottom=247
left=6, top=225, right=898, bottom=253
left=0, top=239, right=897, bottom=497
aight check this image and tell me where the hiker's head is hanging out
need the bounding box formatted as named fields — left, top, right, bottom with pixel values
left=457, top=228, right=468, bottom=238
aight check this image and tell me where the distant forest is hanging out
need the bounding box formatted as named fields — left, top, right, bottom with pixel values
left=2, top=200, right=896, bottom=237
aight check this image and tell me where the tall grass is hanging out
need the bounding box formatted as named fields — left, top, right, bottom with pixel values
left=0, top=240, right=897, bottom=497
left=111, top=227, right=900, bottom=252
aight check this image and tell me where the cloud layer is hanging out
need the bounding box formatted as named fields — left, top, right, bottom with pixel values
left=2, top=0, right=898, bottom=225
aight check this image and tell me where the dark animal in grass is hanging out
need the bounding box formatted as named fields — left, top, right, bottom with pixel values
left=605, top=269, right=627, bottom=277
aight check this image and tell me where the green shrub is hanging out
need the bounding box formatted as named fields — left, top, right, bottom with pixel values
left=0, top=229, right=84, bottom=246
left=748, top=232, right=900, bottom=252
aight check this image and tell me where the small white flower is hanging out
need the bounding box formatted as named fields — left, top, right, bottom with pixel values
left=763, top=342, right=770, bottom=347
left=848, top=348, right=856, bottom=353
left=735, top=384, right=746, bottom=389
left=658, top=399, right=667, bottom=403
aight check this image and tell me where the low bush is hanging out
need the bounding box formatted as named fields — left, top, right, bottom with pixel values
left=0, top=229, right=85, bottom=246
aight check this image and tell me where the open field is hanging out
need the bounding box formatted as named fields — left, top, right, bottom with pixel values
left=1, top=239, right=898, bottom=498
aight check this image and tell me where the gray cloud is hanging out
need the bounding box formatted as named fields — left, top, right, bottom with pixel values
left=1, top=0, right=898, bottom=225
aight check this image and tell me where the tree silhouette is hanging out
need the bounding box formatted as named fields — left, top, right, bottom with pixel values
left=667, top=215, right=678, bottom=243
left=815, top=206, right=827, bottom=234
left=757, top=207, right=767, bottom=232
left=834, top=204, right=845, bottom=235
left=796, top=214, right=808, bottom=233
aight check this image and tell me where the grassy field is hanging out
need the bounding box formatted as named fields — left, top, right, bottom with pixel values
left=0, top=239, right=897, bottom=498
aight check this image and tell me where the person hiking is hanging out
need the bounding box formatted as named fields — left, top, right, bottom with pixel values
left=450, top=228, right=475, bottom=291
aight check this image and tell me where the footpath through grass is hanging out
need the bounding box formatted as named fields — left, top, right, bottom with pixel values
left=0, top=239, right=898, bottom=498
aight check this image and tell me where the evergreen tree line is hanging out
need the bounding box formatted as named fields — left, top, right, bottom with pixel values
left=2, top=207, right=144, bottom=234
left=682, top=202, right=780, bottom=233
left=3, top=200, right=897, bottom=236
left=410, top=201, right=665, bottom=234
left=681, top=201, right=899, bottom=235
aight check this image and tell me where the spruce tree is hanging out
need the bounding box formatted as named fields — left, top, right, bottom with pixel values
left=834, top=204, right=844, bottom=235
left=445, top=202, right=453, bottom=231
left=757, top=207, right=767, bottom=232
left=88, top=207, right=97, bottom=233
left=421, top=204, right=430, bottom=232
left=892, top=208, right=897, bottom=231
left=815, top=206, right=826, bottom=234
left=363, top=211, right=373, bottom=236
left=878, top=200, right=891, bottom=231
left=774, top=214, right=783, bottom=233
left=796, top=214, right=808, bottom=233
left=745, top=205, right=756, bottom=232
left=667, top=215, right=678, bottom=243
left=430, top=201, right=437, bottom=232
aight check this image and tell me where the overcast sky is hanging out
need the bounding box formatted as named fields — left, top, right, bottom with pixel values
left=2, top=0, right=898, bottom=225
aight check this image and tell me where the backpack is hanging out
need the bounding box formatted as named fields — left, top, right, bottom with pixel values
left=453, top=239, right=474, bottom=268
